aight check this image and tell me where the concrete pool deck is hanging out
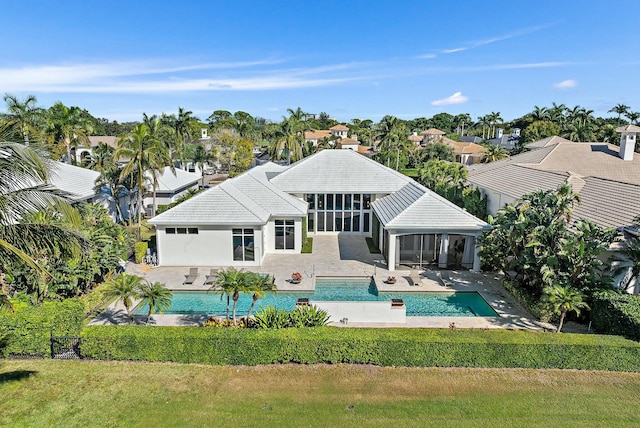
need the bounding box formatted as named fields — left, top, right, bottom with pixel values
left=91, top=235, right=554, bottom=331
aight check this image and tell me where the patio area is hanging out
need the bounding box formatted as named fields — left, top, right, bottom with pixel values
left=93, top=235, right=553, bottom=331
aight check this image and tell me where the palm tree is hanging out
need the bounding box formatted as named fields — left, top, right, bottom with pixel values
left=625, top=111, right=640, bottom=125
left=213, top=267, right=248, bottom=324
left=543, top=285, right=589, bottom=333
left=3, top=93, right=42, bottom=144
left=136, top=280, right=172, bottom=324
left=477, top=115, right=490, bottom=139
left=549, top=102, right=568, bottom=126
left=275, top=120, right=305, bottom=164
left=0, top=139, right=87, bottom=305
left=86, top=141, right=115, bottom=172
left=453, top=113, right=473, bottom=136
left=103, top=273, right=143, bottom=324
left=482, top=145, right=509, bottom=163
left=530, top=106, right=550, bottom=122
left=608, top=103, right=631, bottom=125
left=188, top=143, right=217, bottom=186
left=487, top=112, right=503, bottom=139
left=115, top=123, right=172, bottom=232
left=245, top=272, right=276, bottom=325
left=46, top=102, right=91, bottom=164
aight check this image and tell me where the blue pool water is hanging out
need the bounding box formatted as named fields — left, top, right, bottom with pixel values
left=134, top=278, right=498, bottom=317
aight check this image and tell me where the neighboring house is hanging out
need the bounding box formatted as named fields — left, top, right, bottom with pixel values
left=408, top=133, right=423, bottom=145
left=439, top=138, right=487, bottom=165
left=330, top=124, right=349, bottom=138
left=149, top=150, right=487, bottom=271
left=304, top=129, right=332, bottom=146
left=339, top=137, right=360, bottom=151
left=143, top=167, right=201, bottom=215
left=467, top=126, right=640, bottom=292
left=72, top=136, right=118, bottom=165
left=421, top=128, right=446, bottom=143
left=488, top=128, right=520, bottom=151
left=48, top=161, right=134, bottom=221
left=460, top=129, right=521, bottom=151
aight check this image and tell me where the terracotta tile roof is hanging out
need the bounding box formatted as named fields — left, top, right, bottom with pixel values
left=339, top=137, right=359, bottom=144
left=408, top=134, right=422, bottom=142
left=421, top=128, right=445, bottom=135
left=330, top=124, right=349, bottom=131
left=305, top=130, right=331, bottom=140
left=87, top=136, right=118, bottom=149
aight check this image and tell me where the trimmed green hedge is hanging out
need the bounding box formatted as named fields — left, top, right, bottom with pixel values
left=81, top=326, right=640, bottom=371
left=591, top=290, right=640, bottom=340
left=0, top=299, right=85, bottom=357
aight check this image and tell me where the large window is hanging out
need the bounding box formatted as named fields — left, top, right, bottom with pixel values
left=232, top=228, right=254, bottom=261
left=275, top=219, right=295, bottom=250
left=304, top=193, right=372, bottom=234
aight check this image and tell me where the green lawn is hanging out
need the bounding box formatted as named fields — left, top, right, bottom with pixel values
left=2, top=360, right=640, bottom=427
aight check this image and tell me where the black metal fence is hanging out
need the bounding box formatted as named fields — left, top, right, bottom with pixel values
left=50, top=335, right=82, bottom=359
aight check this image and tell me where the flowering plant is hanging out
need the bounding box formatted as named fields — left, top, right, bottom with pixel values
left=291, top=272, right=302, bottom=281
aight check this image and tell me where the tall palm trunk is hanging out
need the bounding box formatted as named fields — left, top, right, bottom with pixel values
left=137, top=188, right=143, bottom=239
left=246, top=293, right=259, bottom=325
left=232, top=290, right=240, bottom=324
left=65, top=136, right=73, bottom=164
left=556, top=310, right=567, bottom=333
left=152, top=178, right=158, bottom=217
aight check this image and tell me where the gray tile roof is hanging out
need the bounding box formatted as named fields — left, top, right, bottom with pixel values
left=270, top=149, right=412, bottom=193
left=372, top=181, right=487, bottom=232
left=147, top=167, right=201, bottom=192
left=525, top=136, right=571, bottom=149
left=533, top=142, right=640, bottom=185
left=467, top=136, right=640, bottom=230
left=489, top=135, right=519, bottom=150
left=467, top=144, right=557, bottom=175
left=468, top=164, right=569, bottom=199
left=49, top=162, right=100, bottom=201
left=149, top=163, right=307, bottom=226
left=573, top=177, right=640, bottom=229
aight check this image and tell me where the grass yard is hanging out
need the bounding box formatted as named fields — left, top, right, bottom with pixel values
left=2, top=360, right=640, bottom=427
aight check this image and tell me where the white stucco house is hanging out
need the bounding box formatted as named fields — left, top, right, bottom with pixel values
left=149, top=150, right=488, bottom=271
left=143, top=167, right=201, bottom=215
left=48, top=161, right=135, bottom=221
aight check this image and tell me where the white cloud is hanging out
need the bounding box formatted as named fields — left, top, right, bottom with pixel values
left=417, top=53, right=437, bottom=59
left=554, top=79, right=577, bottom=89
left=0, top=60, right=364, bottom=93
left=431, top=92, right=469, bottom=106
left=440, top=23, right=552, bottom=55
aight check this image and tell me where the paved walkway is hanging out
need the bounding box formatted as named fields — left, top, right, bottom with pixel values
left=92, top=235, right=554, bottom=331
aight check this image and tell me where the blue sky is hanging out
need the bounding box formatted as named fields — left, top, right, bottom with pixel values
left=2, top=0, right=639, bottom=123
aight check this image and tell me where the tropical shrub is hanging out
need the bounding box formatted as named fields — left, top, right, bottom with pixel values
left=253, top=306, right=290, bottom=329
left=289, top=305, right=330, bottom=327
left=80, top=326, right=640, bottom=371
left=134, top=241, right=148, bottom=264
left=480, top=184, right=615, bottom=303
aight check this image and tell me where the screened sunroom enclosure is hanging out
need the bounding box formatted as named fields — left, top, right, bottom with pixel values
left=392, top=233, right=476, bottom=269
left=380, top=231, right=480, bottom=271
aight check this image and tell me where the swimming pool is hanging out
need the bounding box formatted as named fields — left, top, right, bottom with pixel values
left=134, top=278, right=499, bottom=317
